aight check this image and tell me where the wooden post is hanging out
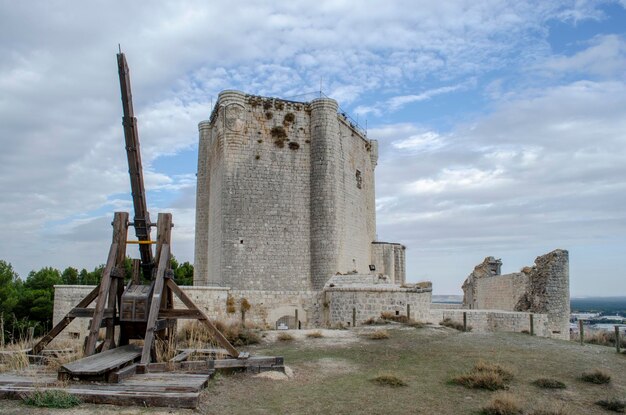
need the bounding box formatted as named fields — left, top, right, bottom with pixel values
left=529, top=314, right=534, bottom=336
left=352, top=307, right=356, bottom=328
left=0, top=313, right=4, bottom=346
left=295, top=309, right=299, bottom=330
left=241, top=308, right=246, bottom=328
left=615, top=325, right=621, bottom=354
left=407, top=304, right=411, bottom=321
left=463, top=312, right=467, bottom=332
left=27, top=327, right=35, bottom=347
left=131, top=259, right=141, bottom=285
left=579, top=320, right=584, bottom=345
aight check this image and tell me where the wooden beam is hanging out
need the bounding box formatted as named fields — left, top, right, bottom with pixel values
left=68, top=308, right=115, bottom=319
left=140, top=243, right=170, bottom=364
left=31, top=284, right=100, bottom=354
left=103, top=212, right=128, bottom=352
left=165, top=279, right=239, bottom=358
left=84, top=243, right=118, bottom=356
left=158, top=309, right=204, bottom=319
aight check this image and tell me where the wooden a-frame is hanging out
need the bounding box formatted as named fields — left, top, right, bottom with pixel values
left=32, top=211, right=239, bottom=361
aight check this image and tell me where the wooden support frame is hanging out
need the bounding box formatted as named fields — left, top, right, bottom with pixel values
left=33, top=210, right=240, bottom=369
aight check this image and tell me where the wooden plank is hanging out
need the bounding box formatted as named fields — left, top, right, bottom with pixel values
left=0, top=385, right=199, bottom=409
left=109, top=363, right=137, bottom=383
left=166, top=278, right=240, bottom=358
left=170, top=350, right=192, bottom=363
left=68, top=308, right=115, bottom=318
left=144, top=361, right=212, bottom=373
left=61, top=344, right=141, bottom=376
left=84, top=242, right=118, bottom=356
left=140, top=243, right=169, bottom=364
left=31, top=284, right=100, bottom=354
left=158, top=309, right=204, bottom=319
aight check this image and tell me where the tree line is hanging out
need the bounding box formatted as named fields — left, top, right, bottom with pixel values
left=0, top=257, right=193, bottom=344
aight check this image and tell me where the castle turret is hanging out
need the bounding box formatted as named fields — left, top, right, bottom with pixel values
left=193, top=120, right=212, bottom=285
left=310, top=98, right=341, bottom=289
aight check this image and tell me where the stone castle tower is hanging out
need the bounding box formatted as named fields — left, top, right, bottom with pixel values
left=194, top=90, right=405, bottom=291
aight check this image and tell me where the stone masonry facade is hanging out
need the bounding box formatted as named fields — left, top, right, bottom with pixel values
left=461, top=249, right=570, bottom=339
left=194, top=90, right=405, bottom=291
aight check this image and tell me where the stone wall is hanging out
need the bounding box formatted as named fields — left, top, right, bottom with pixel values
left=461, top=249, right=570, bottom=339
left=53, top=283, right=434, bottom=340
left=428, top=309, right=551, bottom=337
left=325, top=287, right=432, bottom=326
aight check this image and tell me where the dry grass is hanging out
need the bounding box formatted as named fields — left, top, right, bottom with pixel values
left=178, top=320, right=260, bottom=349
left=0, top=350, right=29, bottom=372
left=581, top=368, right=611, bottom=384
left=583, top=330, right=624, bottom=347
left=450, top=360, right=514, bottom=390
left=528, top=403, right=570, bottom=415
left=366, top=330, right=390, bottom=340
left=596, top=398, right=625, bottom=412
left=306, top=331, right=323, bottom=338
left=371, top=373, right=407, bottom=387
left=154, top=336, right=177, bottom=362
left=277, top=332, right=294, bottom=342
left=481, top=392, right=522, bottom=415
left=532, top=378, right=566, bottom=389
left=440, top=317, right=471, bottom=332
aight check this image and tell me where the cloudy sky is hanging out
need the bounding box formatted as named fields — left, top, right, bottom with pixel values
left=1, top=1, right=625, bottom=296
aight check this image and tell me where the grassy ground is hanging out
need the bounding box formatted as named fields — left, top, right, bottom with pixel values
left=0, top=326, right=624, bottom=414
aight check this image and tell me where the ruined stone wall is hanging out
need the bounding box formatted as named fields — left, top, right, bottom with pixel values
left=428, top=309, right=551, bottom=337
left=461, top=250, right=570, bottom=339
left=473, top=272, right=528, bottom=310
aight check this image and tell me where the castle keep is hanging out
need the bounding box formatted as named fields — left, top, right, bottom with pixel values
left=194, top=90, right=406, bottom=289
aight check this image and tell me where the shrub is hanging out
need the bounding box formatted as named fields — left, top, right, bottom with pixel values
left=178, top=321, right=260, bottom=348
left=440, top=317, right=471, bottom=332
left=226, top=295, right=236, bottom=314
left=23, top=390, right=81, bottom=408
left=366, top=330, right=390, bottom=340
left=481, top=392, right=522, bottom=415
left=277, top=332, right=294, bottom=342
left=596, top=398, right=625, bottom=412
left=306, top=331, right=323, bottom=338
left=581, top=369, right=611, bottom=384
left=532, top=378, right=566, bottom=389
left=585, top=330, right=625, bottom=347
left=240, top=298, right=251, bottom=312
left=450, top=360, right=513, bottom=390
left=371, top=373, right=407, bottom=387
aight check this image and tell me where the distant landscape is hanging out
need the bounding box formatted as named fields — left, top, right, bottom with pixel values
left=433, top=296, right=626, bottom=316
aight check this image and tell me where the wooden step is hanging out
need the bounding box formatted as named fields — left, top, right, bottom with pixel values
left=59, top=344, right=141, bottom=380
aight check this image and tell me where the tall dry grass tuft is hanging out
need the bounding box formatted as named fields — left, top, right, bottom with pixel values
left=366, top=330, right=390, bottom=340
left=178, top=320, right=261, bottom=349
left=581, top=368, right=611, bottom=384
left=481, top=392, right=522, bottom=415
left=450, top=360, right=514, bottom=390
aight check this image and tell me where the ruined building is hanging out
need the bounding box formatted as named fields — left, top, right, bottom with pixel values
left=460, top=250, right=570, bottom=339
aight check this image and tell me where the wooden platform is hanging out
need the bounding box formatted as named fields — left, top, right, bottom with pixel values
left=0, top=354, right=284, bottom=409
left=0, top=370, right=211, bottom=408
left=59, top=344, right=142, bottom=381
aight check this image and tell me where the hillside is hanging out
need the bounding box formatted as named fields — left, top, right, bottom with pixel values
left=0, top=326, right=624, bottom=414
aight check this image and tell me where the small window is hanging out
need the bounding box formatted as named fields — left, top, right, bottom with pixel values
left=356, top=170, right=362, bottom=189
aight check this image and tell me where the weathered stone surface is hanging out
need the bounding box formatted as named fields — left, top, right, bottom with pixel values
left=460, top=249, right=569, bottom=339
left=193, top=91, right=400, bottom=291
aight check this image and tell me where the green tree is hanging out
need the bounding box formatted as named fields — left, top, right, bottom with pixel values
left=170, top=256, right=194, bottom=286
left=15, top=267, right=62, bottom=334
left=0, top=260, right=19, bottom=316
left=61, top=267, right=79, bottom=285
